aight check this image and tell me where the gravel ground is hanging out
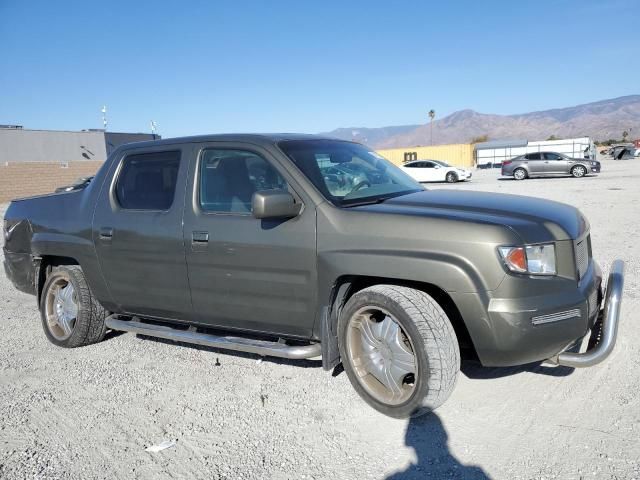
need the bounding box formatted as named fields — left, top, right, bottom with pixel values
left=1, top=159, right=639, bottom=479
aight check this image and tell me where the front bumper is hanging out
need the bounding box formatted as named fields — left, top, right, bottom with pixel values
left=548, top=259, right=624, bottom=367
left=590, top=164, right=601, bottom=173
left=453, top=257, right=609, bottom=367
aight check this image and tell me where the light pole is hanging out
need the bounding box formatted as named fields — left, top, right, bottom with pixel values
left=101, top=105, right=107, bottom=131
left=428, top=109, right=435, bottom=145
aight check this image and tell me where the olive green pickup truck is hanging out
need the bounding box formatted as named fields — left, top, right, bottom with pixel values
left=3, top=134, right=625, bottom=418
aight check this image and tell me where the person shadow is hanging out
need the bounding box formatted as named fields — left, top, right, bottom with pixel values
left=386, top=413, right=490, bottom=480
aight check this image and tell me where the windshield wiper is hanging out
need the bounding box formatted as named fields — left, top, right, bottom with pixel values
left=342, top=198, right=388, bottom=208
left=342, top=189, right=421, bottom=208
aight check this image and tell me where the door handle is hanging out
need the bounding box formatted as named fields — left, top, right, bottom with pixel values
left=99, top=227, right=114, bottom=241
left=192, top=231, right=209, bottom=244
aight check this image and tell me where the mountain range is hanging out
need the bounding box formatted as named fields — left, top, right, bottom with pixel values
left=323, top=95, right=640, bottom=148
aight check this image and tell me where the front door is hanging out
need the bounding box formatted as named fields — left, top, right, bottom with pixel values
left=182, top=143, right=317, bottom=338
left=93, top=145, right=192, bottom=320
left=543, top=152, right=569, bottom=173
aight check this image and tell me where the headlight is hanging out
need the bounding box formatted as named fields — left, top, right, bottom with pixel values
left=591, top=162, right=598, bottom=166
left=498, top=244, right=556, bottom=275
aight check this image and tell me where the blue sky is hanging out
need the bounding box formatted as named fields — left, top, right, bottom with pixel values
left=1, top=0, right=638, bottom=137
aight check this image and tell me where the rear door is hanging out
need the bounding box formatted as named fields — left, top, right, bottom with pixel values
left=524, top=152, right=543, bottom=174
left=182, top=142, right=317, bottom=338
left=401, top=161, right=423, bottom=182
left=93, top=145, right=192, bottom=320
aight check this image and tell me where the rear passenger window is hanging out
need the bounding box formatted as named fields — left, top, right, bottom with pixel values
left=199, top=149, right=287, bottom=213
left=526, top=153, right=542, bottom=160
left=116, top=151, right=181, bottom=210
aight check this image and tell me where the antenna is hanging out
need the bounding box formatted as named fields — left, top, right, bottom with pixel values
left=101, top=105, right=107, bottom=130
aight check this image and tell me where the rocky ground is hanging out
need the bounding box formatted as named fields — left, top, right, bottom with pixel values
left=1, top=159, right=639, bottom=479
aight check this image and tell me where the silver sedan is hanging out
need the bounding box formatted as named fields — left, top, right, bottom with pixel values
left=501, top=152, right=601, bottom=180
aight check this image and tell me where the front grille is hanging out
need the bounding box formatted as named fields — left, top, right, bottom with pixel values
left=575, top=236, right=590, bottom=280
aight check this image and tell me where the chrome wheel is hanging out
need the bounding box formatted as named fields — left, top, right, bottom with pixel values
left=514, top=168, right=526, bottom=180
left=572, top=165, right=586, bottom=178
left=44, top=278, right=78, bottom=341
left=346, top=306, right=417, bottom=405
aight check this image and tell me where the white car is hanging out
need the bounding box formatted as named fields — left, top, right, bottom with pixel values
left=401, top=159, right=472, bottom=183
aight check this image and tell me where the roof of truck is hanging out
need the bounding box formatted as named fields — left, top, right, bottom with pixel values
left=116, top=133, right=345, bottom=150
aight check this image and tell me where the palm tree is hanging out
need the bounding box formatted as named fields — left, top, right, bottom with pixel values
left=428, top=109, right=436, bottom=145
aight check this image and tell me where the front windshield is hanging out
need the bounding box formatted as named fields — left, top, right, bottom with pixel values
left=279, top=140, right=423, bottom=207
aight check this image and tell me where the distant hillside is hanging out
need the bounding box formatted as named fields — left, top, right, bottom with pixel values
left=323, top=95, right=640, bottom=148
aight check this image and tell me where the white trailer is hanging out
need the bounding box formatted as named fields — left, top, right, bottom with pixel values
left=475, top=137, right=595, bottom=167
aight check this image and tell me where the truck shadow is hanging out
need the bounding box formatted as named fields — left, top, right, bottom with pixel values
left=386, top=413, right=489, bottom=479
left=461, top=360, right=574, bottom=379
left=134, top=335, right=573, bottom=376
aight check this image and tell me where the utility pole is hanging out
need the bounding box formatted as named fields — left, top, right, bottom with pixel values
left=101, top=105, right=107, bottom=131
left=428, top=109, right=435, bottom=145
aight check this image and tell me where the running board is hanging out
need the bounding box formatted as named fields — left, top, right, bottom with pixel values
left=105, top=315, right=321, bottom=360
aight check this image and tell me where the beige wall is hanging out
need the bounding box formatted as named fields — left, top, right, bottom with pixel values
left=376, top=144, right=475, bottom=168
left=0, top=161, right=103, bottom=203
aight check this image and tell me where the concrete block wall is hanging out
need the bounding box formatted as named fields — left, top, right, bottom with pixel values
left=0, top=161, right=103, bottom=203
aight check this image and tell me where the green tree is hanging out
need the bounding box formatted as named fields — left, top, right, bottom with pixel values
left=546, top=135, right=560, bottom=141
left=470, top=134, right=489, bottom=144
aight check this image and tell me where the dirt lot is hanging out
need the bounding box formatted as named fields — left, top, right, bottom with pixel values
left=1, top=159, right=639, bottom=479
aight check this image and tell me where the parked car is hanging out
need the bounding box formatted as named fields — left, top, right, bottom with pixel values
left=611, top=145, right=636, bottom=160
left=401, top=159, right=472, bottom=183
left=3, top=134, right=625, bottom=418
left=501, top=152, right=601, bottom=180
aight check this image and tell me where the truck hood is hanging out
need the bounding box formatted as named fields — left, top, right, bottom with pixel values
left=353, top=190, right=587, bottom=242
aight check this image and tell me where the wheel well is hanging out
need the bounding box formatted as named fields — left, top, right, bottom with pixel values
left=36, top=255, right=80, bottom=303
left=332, top=275, right=478, bottom=360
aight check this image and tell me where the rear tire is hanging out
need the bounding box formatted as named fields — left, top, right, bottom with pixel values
left=571, top=165, right=587, bottom=178
left=445, top=172, right=458, bottom=183
left=40, top=265, right=108, bottom=348
left=338, top=285, right=460, bottom=418
left=513, top=168, right=527, bottom=180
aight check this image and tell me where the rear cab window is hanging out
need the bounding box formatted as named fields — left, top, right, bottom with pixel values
left=115, top=151, right=181, bottom=210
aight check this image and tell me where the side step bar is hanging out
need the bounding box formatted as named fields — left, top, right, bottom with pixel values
left=105, top=315, right=322, bottom=360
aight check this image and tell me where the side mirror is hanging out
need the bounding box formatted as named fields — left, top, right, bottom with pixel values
left=252, top=190, right=301, bottom=219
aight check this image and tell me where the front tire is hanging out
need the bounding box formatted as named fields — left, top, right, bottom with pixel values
left=571, top=165, right=587, bottom=178
left=338, top=285, right=460, bottom=418
left=40, top=265, right=108, bottom=347
left=445, top=172, right=458, bottom=183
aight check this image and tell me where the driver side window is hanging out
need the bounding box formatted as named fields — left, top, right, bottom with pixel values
left=199, top=149, right=287, bottom=214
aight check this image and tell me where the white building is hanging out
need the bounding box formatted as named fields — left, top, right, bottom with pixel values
left=475, top=137, right=595, bottom=167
